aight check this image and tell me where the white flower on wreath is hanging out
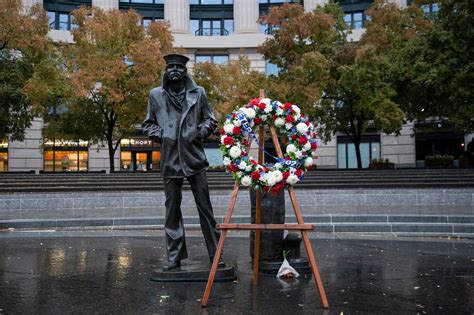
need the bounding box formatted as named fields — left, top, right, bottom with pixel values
left=274, top=117, right=285, bottom=127
left=304, top=157, right=313, bottom=167
left=285, top=123, right=293, bottom=130
left=287, top=174, right=299, bottom=185
left=233, top=119, right=241, bottom=127
left=224, top=124, right=235, bottom=134
left=291, top=105, right=301, bottom=115
left=294, top=114, right=301, bottom=120
left=286, top=144, right=296, bottom=154
left=241, top=107, right=256, bottom=119
left=260, top=98, right=271, bottom=106
left=223, top=157, right=231, bottom=166
left=241, top=175, right=252, bottom=186
left=274, top=163, right=283, bottom=170
left=229, top=146, right=242, bottom=159
left=260, top=115, right=267, bottom=121
left=312, top=150, right=318, bottom=157
left=238, top=161, right=247, bottom=170
left=294, top=150, right=303, bottom=158
left=236, top=171, right=243, bottom=178
left=303, top=142, right=311, bottom=151
left=264, top=104, right=272, bottom=113
left=276, top=107, right=284, bottom=115
left=264, top=172, right=277, bottom=187
left=296, top=123, right=309, bottom=135
left=273, top=170, right=283, bottom=182
left=245, top=165, right=253, bottom=172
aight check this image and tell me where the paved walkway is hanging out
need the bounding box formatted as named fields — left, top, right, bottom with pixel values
left=0, top=233, right=472, bottom=313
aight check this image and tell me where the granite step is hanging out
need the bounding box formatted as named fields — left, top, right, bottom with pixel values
left=1, top=215, right=472, bottom=237
left=1, top=169, right=473, bottom=192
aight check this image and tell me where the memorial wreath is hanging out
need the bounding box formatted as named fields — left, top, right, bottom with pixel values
left=220, top=97, right=318, bottom=194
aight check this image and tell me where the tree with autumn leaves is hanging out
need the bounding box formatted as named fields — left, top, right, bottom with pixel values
left=390, top=0, right=473, bottom=133
left=258, top=1, right=426, bottom=168
left=43, top=7, right=173, bottom=172
left=193, top=56, right=268, bottom=120
left=0, top=0, right=51, bottom=141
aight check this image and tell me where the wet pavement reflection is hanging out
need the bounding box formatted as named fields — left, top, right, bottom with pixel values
left=0, top=235, right=472, bottom=313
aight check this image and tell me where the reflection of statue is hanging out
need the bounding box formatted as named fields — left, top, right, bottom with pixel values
left=142, top=54, right=222, bottom=271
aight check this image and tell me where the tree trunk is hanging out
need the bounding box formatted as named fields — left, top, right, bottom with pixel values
left=354, top=138, right=363, bottom=169
left=107, top=134, right=115, bottom=173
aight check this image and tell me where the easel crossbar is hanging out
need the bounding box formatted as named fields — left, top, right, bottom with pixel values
left=217, top=223, right=314, bottom=230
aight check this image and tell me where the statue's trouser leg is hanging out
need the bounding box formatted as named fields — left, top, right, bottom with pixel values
left=187, top=171, right=220, bottom=261
left=164, top=177, right=188, bottom=262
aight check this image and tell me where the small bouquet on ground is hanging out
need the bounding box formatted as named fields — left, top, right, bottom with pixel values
left=276, top=250, right=300, bottom=279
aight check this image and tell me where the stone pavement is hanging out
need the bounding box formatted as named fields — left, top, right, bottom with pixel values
left=0, top=232, right=472, bottom=314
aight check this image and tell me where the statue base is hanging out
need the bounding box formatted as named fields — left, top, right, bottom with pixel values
left=258, top=258, right=311, bottom=275
left=150, top=261, right=236, bottom=283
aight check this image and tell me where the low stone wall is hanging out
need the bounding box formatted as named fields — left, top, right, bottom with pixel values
left=0, top=188, right=473, bottom=221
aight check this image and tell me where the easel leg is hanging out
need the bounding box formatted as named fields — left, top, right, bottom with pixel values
left=252, top=190, right=262, bottom=285
left=201, top=230, right=228, bottom=307
left=301, top=231, right=329, bottom=309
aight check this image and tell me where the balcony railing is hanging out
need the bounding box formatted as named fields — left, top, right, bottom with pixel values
left=195, top=28, right=230, bottom=36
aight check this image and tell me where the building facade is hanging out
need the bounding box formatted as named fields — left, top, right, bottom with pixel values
left=5, top=0, right=469, bottom=172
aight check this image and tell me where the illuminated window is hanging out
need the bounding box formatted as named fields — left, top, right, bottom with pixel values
left=0, top=139, right=8, bottom=172
left=43, top=140, right=88, bottom=172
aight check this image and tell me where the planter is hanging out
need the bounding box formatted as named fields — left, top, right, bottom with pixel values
left=369, top=159, right=395, bottom=170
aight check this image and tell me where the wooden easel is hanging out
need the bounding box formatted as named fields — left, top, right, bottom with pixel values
left=201, top=91, right=329, bottom=309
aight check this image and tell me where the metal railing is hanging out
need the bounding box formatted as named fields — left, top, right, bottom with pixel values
left=195, top=28, right=230, bottom=36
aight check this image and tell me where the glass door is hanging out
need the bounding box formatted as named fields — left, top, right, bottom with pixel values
left=135, top=152, right=148, bottom=171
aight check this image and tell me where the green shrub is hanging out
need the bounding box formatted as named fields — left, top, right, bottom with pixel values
left=369, top=158, right=395, bottom=170
left=424, top=155, right=454, bottom=168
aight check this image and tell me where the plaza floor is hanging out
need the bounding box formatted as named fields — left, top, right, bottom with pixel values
left=0, top=232, right=472, bottom=314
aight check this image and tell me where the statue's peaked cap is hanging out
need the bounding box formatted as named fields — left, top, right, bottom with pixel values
left=164, top=53, right=189, bottom=66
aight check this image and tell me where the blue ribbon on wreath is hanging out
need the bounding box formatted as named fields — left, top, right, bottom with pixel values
left=235, top=110, right=301, bottom=169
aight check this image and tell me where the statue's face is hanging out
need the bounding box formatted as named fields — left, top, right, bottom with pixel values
left=166, top=63, right=186, bottom=82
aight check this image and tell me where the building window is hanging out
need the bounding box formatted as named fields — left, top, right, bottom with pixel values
left=259, top=20, right=280, bottom=35
left=259, top=0, right=302, bottom=3
left=119, top=1, right=164, bottom=23
left=119, top=0, right=164, bottom=3
left=258, top=1, right=299, bottom=35
left=46, top=11, right=77, bottom=30
left=190, top=1, right=233, bottom=35
left=190, top=0, right=233, bottom=4
left=195, top=55, right=229, bottom=64
left=120, top=137, right=160, bottom=172
left=43, top=140, right=88, bottom=172
left=44, top=0, right=91, bottom=30
left=0, top=139, right=8, bottom=172
left=190, top=19, right=233, bottom=36
left=344, top=11, right=365, bottom=29
left=421, top=3, right=439, bottom=20
left=266, top=60, right=279, bottom=76
left=414, top=121, right=464, bottom=160
left=337, top=136, right=381, bottom=169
